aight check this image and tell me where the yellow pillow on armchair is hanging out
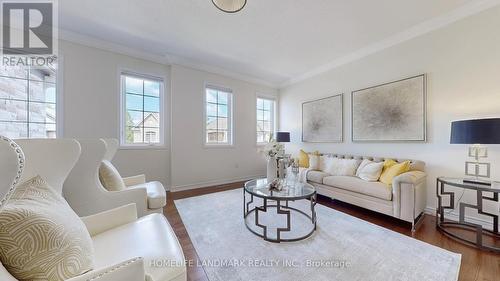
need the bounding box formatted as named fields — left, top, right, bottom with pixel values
left=379, top=160, right=411, bottom=185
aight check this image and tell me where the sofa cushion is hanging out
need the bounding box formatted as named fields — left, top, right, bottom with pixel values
left=356, top=159, right=384, bottom=182
left=322, top=176, right=392, bottom=201
left=92, top=213, right=185, bottom=281
left=309, top=154, right=320, bottom=170
left=129, top=181, right=167, bottom=209
left=324, top=158, right=361, bottom=176
left=306, top=170, right=331, bottom=184
left=0, top=176, right=95, bottom=281
left=319, top=156, right=330, bottom=172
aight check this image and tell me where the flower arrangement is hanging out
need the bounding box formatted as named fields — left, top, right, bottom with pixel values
left=262, top=138, right=284, bottom=159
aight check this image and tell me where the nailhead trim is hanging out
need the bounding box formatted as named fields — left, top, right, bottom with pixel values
left=87, top=257, right=143, bottom=280
left=0, top=136, right=25, bottom=210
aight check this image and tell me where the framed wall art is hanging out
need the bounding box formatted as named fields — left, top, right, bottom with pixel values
left=351, top=74, right=426, bottom=142
left=302, top=94, right=343, bottom=143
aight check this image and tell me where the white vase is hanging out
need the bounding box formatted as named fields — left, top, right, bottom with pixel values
left=267, top=157, right=277, bottom=183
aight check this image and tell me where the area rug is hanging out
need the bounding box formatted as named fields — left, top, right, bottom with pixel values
left=175, top=189, right=461, bottom=281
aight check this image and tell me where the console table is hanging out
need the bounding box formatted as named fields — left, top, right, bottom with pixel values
left=436, top=177, right=499, bottom=253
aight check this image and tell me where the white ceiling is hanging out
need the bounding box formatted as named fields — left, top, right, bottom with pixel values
left=59, top=0, right=491, bottom=87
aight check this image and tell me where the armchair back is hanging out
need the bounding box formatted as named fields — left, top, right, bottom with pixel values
left=15, top=139, right=81, bottom=195
left=64, top=139, right=149, bottom=217
left=102, top=138, right=119, bottom=161
left=64, top=139, right=109, bottom=215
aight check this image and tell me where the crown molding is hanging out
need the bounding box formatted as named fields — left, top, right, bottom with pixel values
left=280, top=0, right=500, bottom=88
left=58, top=29, right=280, bottom=88
left=59, top=29, right=169, bottom=64
left=166, top=55, right=280, bottom=88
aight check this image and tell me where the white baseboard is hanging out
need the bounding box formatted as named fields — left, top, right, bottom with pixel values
left=170, top=174, right=265, bottom=192
left=424, top=206, right=495, bottom=230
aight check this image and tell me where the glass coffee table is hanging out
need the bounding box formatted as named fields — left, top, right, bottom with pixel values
left=243, top=178, right=317, bottom=243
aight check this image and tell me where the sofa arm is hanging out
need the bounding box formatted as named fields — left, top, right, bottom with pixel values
left=393, top=171, right=426, bottom=186
left=123, top=174, right=146, bottom=187
left=81, top=204, right=138, bottom=236
left=392, top=171, right=427, bottom=223
left=102, top=187, right=149, bottom=218
left=66, top=258, right=145, bottom=281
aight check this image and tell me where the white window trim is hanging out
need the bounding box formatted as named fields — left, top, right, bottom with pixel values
left=119, top=70, right=165, bottom=149
left=256, top=94, right=277, bottom=146
left=203, top=83, right=234, bottom=148
left=56, top=55, right=64, bottom=138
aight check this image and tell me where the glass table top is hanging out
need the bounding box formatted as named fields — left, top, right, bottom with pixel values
left=244, top=178, right=316, bottom=200
left=438, top=177, right=500, bottom=192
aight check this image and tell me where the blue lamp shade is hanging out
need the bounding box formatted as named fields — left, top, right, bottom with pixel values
left=450, top=118, right=500, bottom=144
left=276, top=132, right=290, bottom=143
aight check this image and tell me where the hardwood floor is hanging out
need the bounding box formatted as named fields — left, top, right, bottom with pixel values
left=164, top=182, right=500, bottom=281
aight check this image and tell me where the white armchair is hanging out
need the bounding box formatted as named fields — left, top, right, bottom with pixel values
left=102, top=138, right=167, bottom=213
left=64, top=138, right=166, bottom=217
left=0, top=137, right=186, bottom=281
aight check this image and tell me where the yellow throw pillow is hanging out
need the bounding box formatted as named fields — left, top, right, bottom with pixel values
left=298, top=150, right=319, bottom=168
left=99, top=160, right=126, bottom=191
left=379, top=161, right=411, bottom=185
left=299, top=149, right=309, bottom=168
left=0, top=176, right=95, bottom=281
left=382, top=159, right=397, bottom=172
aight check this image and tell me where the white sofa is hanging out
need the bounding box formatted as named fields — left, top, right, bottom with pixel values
left=64, top=139, right=166, bottom=217
left=0, top=137, right=186, bottom=281
left=301, top=154, right=426, bottom=231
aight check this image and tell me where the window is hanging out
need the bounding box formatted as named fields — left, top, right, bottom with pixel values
left=145, top=131, right=157, bottom=143
left=120, top=73, right=163, bottom=146
left=0, top=64, right=58, bottom=139
left=205, top=86, right=232, bottom=145
left=256, top=97, right=275, bottom=143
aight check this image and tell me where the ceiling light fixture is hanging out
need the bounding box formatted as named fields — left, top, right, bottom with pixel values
left=212, top=0, right=247, bottom=13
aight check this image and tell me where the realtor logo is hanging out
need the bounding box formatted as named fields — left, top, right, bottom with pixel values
left=1, top=1, right=54, bottom=55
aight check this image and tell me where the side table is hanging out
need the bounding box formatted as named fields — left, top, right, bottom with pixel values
left=436, top=177, right=499, bottom=253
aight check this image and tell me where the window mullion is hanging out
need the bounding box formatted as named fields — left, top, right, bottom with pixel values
left=26, top=75, right=30, bottom=138
left=142, top=80, right=145, bottom=144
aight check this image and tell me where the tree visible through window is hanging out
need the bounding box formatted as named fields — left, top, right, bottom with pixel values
left=205, top=86, right=232, bottom=145
left=257, top=97, right=275, bottom=143
left=121, top=73, right=163, bottom=146
left=0, top=64, right=57, bottom=139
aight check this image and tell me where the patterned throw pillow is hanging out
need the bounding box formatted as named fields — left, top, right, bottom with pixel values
left=99, top=160, right=126, bottom=191
left=0, top=176, right=94, bottom=281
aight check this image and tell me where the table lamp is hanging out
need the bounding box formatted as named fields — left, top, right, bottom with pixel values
left=275, top=132, right=290, bottom=178
left=276, top=132, right=290, bottom=143
left=450, top=118, right=500, bottom=185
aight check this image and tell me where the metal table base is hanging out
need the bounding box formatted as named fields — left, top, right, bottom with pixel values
left=243, top=190, right=317, bottom=243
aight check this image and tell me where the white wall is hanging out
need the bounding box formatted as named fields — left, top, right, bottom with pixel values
left=60, top=40, right=171, bottom=186
left=170, top=65, right=278, bottom=190
left=60, top=40, right=277, bottom=190
left=279, top=7, right=500, bottom=218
